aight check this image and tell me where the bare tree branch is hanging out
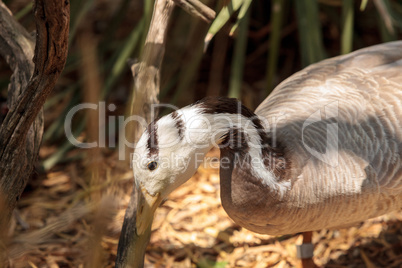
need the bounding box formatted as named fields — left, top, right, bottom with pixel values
left=173, top=0, right=216, bottom=23
left=0, top=0, right=70, bottom=225
left=116, top=0, right=175, bottom=267
left=117, top=0, right=217, bottom=266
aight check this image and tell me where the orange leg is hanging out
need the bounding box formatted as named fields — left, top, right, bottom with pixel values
left=296, top=231, right=318, bottom=268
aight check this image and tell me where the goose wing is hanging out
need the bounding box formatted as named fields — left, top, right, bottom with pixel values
left=255, top=41, right=402, bottom=206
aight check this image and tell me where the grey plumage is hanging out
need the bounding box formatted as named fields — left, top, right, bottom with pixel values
left=134, top=41, right=402, bottom=239
left=221, top=41, right=402, bottom=235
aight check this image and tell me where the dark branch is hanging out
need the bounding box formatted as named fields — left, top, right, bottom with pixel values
left=0, top=0, right=69, bottom=224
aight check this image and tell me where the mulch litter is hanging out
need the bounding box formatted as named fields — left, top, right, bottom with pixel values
left=6, top=149, right=402, bottom=268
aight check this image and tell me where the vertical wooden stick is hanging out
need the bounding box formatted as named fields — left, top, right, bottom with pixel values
left=116, top=1, right=175, bottom=267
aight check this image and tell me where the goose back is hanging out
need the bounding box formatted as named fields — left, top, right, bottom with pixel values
left=221, top=41, right=402, bottom=235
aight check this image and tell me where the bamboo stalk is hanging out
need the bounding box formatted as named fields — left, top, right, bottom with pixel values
left=228, top=5, right=250, bottom=99
left=14, top=2, right=33, bottom=20
left=207, top=29, right=229, bottom=96
left=172, top=14, right=209, bottom=104
left=294, top=0, right=326, bottom=66
left=69, top=0, right=94, bottom=46
left=102, top=18, right=145, bottom=98
left=373, top=0, right=395, bottom=35
left=265, top=0, right=284, bottom=95
left=341, top=0, right=354, bottom=54
left=378, top=12, right=397, bottom=42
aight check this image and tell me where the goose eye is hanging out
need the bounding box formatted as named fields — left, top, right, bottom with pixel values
left=147, top=161, right=158, bottom=171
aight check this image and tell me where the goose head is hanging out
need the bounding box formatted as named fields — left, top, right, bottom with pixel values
left=133, top=97, right=274, bottom=235
left=133, top=107, right=217, bottom=235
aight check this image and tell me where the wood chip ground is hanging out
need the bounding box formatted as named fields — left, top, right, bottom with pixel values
left=7, top=149, right=402, bottom=267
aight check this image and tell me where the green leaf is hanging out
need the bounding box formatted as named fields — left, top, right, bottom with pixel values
left=360, top=0, right=368, bottom=11
left=14, top=2, right=33, bottom=20
left=205, top=0, right=246, bottom=44
left=230, top=0, right=253, bottom=35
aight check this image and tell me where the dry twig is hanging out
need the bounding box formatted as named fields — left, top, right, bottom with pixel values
left=173, top=0, right=216, bottom=23
left=116, top=0, right=175, bottom=267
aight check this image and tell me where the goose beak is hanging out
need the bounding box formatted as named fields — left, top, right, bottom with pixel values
left=136, top=183, right=162, bottom=235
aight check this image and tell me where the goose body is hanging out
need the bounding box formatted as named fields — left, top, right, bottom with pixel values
left=223, top=41, right=402, bottom=235
left=133, top=41, right=402, bottom=237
